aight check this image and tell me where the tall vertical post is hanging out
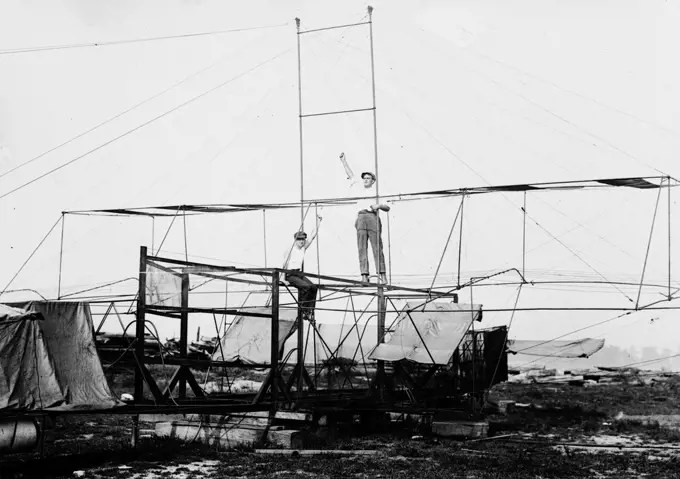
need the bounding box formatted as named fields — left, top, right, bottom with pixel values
left=151, top=217, right=155, bottom=255
left=668, top=177, right=672, bottom=300
left=179, top=271, right=190, bottom=398
left=367, top=5, right=385, bottom=390
left=522, top=191, right=527, bottom=279
left=271, top=271, right=280, bottom=409
left=263, top=209, right=268, bottom=267
left=296, top=18, right=305, bottom=224
left=457, top=195, right=465, bottom=288
left=57, top=213, right=65, bottom=299
left=134, top=246, right=148, bottom=402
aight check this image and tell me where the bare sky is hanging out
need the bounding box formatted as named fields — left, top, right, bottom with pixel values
left=1, top=0, right=678, bottom=352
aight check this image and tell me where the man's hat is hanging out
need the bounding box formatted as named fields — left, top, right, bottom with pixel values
left=361, top=171, right=376, bottom=181
left=293, top=231, right=307, bottom=240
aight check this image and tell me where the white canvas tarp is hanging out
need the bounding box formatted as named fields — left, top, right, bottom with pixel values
left=369, top=302, right=482, bottom=365
left=313, top=322, right=378, bottom=364
left=9, top=301, right=120, bottom=410
left=212, top=307, right=297, bottom=364
left=507, top=338, right=605, bottom=358
left=0, top=305, right=65, bottom=411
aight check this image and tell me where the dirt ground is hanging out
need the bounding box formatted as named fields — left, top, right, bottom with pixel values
left=3, top=373, right=680, bottom=478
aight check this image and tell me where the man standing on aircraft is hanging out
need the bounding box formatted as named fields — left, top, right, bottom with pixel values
left=282, top=214, right=322, bottom=321
left=339, top=152, right=390, bottom=284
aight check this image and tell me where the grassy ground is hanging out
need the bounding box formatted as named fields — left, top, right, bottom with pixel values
left=3, top=375, right=680, bottom=478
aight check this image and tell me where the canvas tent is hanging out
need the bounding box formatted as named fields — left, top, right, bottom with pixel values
left=1, top=301, right=119, bottom=412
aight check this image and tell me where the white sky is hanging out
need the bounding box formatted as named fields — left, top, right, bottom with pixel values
left=1, top=0, right=679, bottom=352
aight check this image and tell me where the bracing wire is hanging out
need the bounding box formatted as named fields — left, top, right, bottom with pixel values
left=0, top=22, right=290, bottom=56
left=0, top=47, right=292, bottom=200
left=0, top=39, right=266, bottom=181
left=0, top=216, right=62, bottom=298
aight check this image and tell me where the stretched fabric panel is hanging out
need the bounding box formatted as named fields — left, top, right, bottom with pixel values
left=146, top=264, right=181, bottom=307
left=507, top=338, right=605, bottom=358
left=212, top=307, right=297, bottom=364
left=13, top=301, right=120, bottom=410
left=313, top=322, right=378, bottom=364
left=370, top=302, right=481, bottom=365
left=0, top=306, right=65, bottom=411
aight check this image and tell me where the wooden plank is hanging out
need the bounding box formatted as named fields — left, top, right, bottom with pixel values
left=267, top=430, right=306, bottom=449
left=186, top=411, right=312, bottom=422
left=155, top=421, right=261, bottom=449
left=139, top=413, right=186, bottom=423
left=255, top=449, right=379, bottom=456
left=432, top=421, right=488, bottom=439
left=155, top=421, right=302, bottom=448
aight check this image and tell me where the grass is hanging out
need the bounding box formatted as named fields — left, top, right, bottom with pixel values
left=4, top=375, right=680, bottom=477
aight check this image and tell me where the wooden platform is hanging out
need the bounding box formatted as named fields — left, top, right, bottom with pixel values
left=153, top=411, right=311, bottom=449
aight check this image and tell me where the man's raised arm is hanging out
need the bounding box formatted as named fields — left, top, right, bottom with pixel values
left=339, top=152, right=354, bottom=180
left=304, top=214, right=323, bottom=250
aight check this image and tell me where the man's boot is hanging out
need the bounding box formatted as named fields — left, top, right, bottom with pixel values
left=379, top=273, right=388, bottom=284
left=361, top=274, right=370, bottom=284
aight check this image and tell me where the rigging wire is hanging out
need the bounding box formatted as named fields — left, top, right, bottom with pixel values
left=311, top=29, right=631, bottom=290
left=0, top=35, right=268, bottom=180
left=0, top=22, right=290, bottom=56
left=0, top=47, right=292, bottom=200
left=0, top=215, right=62, bottom=299
left=399, top=22, right=672, bottom=177
left=459, top=44, right=680, bottom=139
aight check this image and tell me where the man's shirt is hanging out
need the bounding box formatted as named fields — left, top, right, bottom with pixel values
left=348, top=180, right=377, bottom=213
left=283, top=244, right=306, bottom=270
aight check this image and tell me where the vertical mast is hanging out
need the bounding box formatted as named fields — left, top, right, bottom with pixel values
left=368, top=6, right=379, bottom=200
left=367, top=5, right=386, bottom=393
left=296, top=18, right=305, bottom=224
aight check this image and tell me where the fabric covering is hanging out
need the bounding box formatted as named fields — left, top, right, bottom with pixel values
left=370, top=302, right=482, bottom=365
left=146, top=264, right=181, bottom=307
left=0, top=305, right=64, bottom=411
left=212, top=307, right=297, bottom=364
left=507, top=338, right=605, bottom=358
left=313, top=322, right=377, bottom=364
left=6, top=301, right=120, bottom=411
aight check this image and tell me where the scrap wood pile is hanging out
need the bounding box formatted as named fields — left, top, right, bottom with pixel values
left=507, top=366, right=678, bottom=386
left=96, top=333, right=219, bottom=364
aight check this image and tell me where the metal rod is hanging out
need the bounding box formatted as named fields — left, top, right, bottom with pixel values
left=296, top=18, right=304, bottom=224
left=262, top=209, right=268, bottom=267
left=270, top=271, right=280, bottom=409
left=300, top=107, right=374, bottom=118
left=182, top=209, right=189, bottom=262
left=179, top=272, right=190, bottom=399
left=668, top=176, right=672, bottom=300
left=151, top=217, right=155, bottom=254
left=367, top=5, right=385, bottom=392
left=635, top=180, right=663, bottom=308
left=57, top=213, right=65, bottom=299
left=387, top=211, right=392, bottom=283
left=522, top=191, right=527, bottom=279
left=431, top=199, right=463, bottom=291
left=457, top=195, right=465, bottom=288
left=299, top=21, right=371, bottom=35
